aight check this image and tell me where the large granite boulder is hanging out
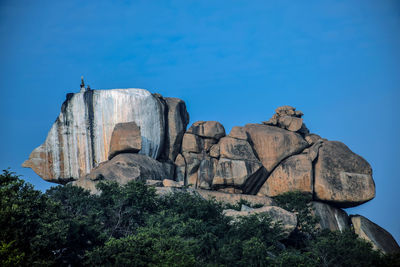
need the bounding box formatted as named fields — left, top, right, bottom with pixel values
left=223, top=206, right=298, bottom=236
left=72, top=153, right=171, bottom=193
left=212, top=158, right=268, bottom=194
left=314, top=141, right=375, bottom=208
left=187, top=121, right=226, bottom=140
left=23, top=89, right=166, bottom=183
left=351, top=215, right=400, bottom=254
left=228, top=126, right=248, bottom=140
left=219, top=137, right=258, bottom=161
left=174, top=153, right=186, bottom=182
left=311, top=202, right=349, bottom=232
left=108, top=121, right=142, bottom=160
left=257, top=154, right=313, bottom=197
left=244, top=124, right=308, bottom=173
left=163, top=97, right=189, bottom=162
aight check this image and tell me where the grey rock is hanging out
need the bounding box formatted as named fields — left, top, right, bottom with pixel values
left=351, top=215, right=400, bottom=254
left=219, top=137, right=258, bottom=161
left=311, top=201, right=349, bottom=232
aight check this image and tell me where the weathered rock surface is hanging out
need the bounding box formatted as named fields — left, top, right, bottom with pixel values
left=219, top=137, right=258, bottom=161
left=174, top=153, right=186, bottom=182
left=181, top=133, right=201, bottom=153
left=212, top=158, right=268, bottom=194
left=187, top=121, right=226, bottom=140
left=311, top=202, right=349, bottom=232
left=228, top=126, right=248, bottom=140
left=257, top=154, right=313, bottom=197
left=223, top=206, right=298, bottom=236
left=209, top=144, right=220, bottom=158
left=197, top=157, right=218, bottom=189
left=278, top=116, right=303, bottom=132
left=244, top=124, right=308, bottom=173
left=108, top=121, right=142, bottom=160
left=314, top=141, right=375, bottom=208
left=351, top=215, right=400, bottom=254
left=182, top=152, right=202, bottom=186
left=163, top=97, right=190, bottom=162
left=23, top=89, right=166, bottom=183
left=73, top=153, right=171, bottom=193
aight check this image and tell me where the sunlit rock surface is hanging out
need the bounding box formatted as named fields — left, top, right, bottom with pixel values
left=23, top=89, right=165, bottom=183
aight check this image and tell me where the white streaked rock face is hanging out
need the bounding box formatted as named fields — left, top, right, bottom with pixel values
left=23, top=88, right=165, bottom=183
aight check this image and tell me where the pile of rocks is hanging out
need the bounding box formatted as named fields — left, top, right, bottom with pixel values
left=22, top=88, right=399, bottom=254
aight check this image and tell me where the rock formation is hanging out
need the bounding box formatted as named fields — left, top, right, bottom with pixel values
left=22, top=87, right=399, bottom=253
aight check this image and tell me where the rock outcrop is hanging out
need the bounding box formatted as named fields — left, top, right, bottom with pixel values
left=23, top=87, right=395, bottom=246
left=314, top=141, right=375, bottom=208
left=22, top=89, right=189, bottom=184
left=351, top=215, right=400, bottom=254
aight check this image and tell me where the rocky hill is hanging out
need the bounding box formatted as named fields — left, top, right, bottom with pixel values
left=23, top=87, right=399, bottom=254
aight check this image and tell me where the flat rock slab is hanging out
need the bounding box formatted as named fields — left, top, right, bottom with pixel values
left=314, top=141, right=375, bottom=208
left=223, top=206, right=298, bottom=236
left=351, top=215, right=400, bottom=254
left=244, top=124, right=308, bottom=173
left=311, top=201, right=349, bottom=232
left=258, top=153, right=313, bottom=197
left=108, top=121, right=142, bottom=160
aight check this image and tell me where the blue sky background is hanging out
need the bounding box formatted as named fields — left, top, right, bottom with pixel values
left=1, top=0, right=399, bottom=242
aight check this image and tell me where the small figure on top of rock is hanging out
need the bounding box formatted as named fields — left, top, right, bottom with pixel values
left=80, top=76, right=86, bottom=92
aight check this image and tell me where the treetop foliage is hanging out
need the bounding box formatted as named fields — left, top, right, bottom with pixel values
left=1, top=169, right=399, bottom=266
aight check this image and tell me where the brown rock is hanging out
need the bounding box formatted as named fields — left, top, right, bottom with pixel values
left=163, top=179, right=184, bottom=188
left=212, top=158, right=268, bottom=194
left=218, top=188, right=243, bottom=194
left=201, top=138, right=217, bottom=152
left=72, top=153, right=170, bottom=193
left=278, top=116, right=303, bottom=132
left=305, top=134, right=322, bottom=145
left=219, top=137, right=258, bottom=161
left=228, top=126, right=248, bottom=140
left=146, top=180, right=163, bottom=187
left=108, top=122, right=142, bottom=160
left=197, top=157, right=218, bottom=189
left=195, top=189, right=275, bottom=207
left=311, top=202, right=349, bottom=232
left=187, top=121, right=226, bottom=140
left=351, top=215, right=400, bottom=254
left=244, top=124, right=308, bottom=173
left=182, top=152, right=202, bottom=186
left=174, top=153, right=186, bottom=182
left=223, top=206, right=298, bottom=236
left=163, top=97, right=190, bottom=161
left=181, top=133, right=201, bottom=153
left=257, top=154, right=313, bottom=197
left=276, top=105, right=297, bottom=116
left=314, top=141, right=375, bottom=208
left=209, top=144, right=220, bottom=158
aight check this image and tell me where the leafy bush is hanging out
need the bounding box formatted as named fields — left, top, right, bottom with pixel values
left=1, top=170, right=399, bottom=266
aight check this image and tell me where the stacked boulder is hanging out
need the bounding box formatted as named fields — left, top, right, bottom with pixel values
left=23, top=89, right=399, bottom=254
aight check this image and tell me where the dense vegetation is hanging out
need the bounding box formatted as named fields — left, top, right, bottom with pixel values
left=1, top=169, right=399, bottom=266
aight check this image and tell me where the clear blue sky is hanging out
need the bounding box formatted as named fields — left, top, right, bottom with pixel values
left=1, top=0, right=399, bottom=242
